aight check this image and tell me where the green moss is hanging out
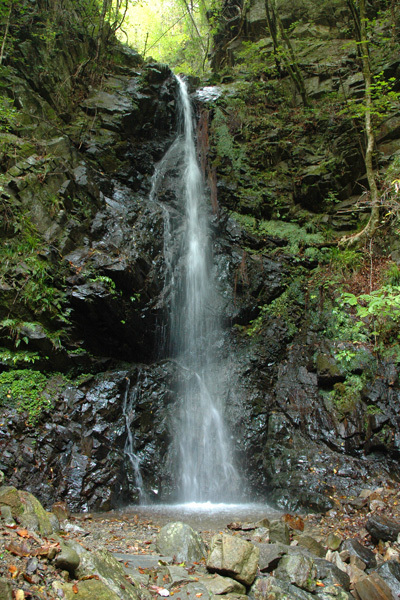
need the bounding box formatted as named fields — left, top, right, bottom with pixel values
left=328, top=374, right=366, bottom=417
left=247, top=277, right=305, bottom=337
left=0, top=369, right=50, bottom=424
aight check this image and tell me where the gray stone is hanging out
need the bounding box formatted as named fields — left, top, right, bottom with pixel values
left=315, top=585, right=352, bottom=600
left=68, top=540, right=140, bottom=600
left=53, top=578, right=123, bottom=600
left=174, top=582, right=212, bottom=600
left=207, top=533, right=259, bottom=586
left=366, top=515, right=400, bottom=543
left=268, top=520, right=290, bottom=545
left=55, top=541, right=81, bottom=574
left=199, top=574, right=246, bottom=595
left=250, top=575, right=315, bottom=600
left=0, top=504, right=15, bottom=526
left=257, top=542, right=287, bottom=572
left=0, top=578, right=13, bottom=600
left=354, top=572, right=393, bottom=600
left=326, top=533, right=343, bottom=551
left=376, top=560, right=400, bottom=599
left=341, top=539, right=376, bottom=569
left=168, top=565, right=200, bottom=587
left=296, top=535, right=326, bottom=558
left=314, top=558, right=350, bottom=591
left=0, top=486, right=55, bottom=535
left=156, top=522, right=206, bottom=564
left=275, top=553, right=317, bottom=592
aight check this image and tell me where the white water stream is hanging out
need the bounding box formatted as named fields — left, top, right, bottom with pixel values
left=150, top=76, right=241, bottom=502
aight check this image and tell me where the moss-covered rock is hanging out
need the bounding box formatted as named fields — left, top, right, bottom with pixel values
left=0, top=486, right=58, bottom=535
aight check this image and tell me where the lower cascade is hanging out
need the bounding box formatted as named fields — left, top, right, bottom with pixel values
left=150, top=75, right=241, bottom=503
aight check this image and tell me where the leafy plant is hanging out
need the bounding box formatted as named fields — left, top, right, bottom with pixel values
left=341, top=285, right=400, bottom=347
left=0, top=347, right=41, bottom=366
left=231, top=212, right=325, bottom=255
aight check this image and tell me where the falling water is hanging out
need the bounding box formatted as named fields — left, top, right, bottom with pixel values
left=122, top=374, right=147, bottom=503
left=153, top=76, right=240, bottom=502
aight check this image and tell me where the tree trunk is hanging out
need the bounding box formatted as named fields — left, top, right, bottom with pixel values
left=341, top=0, right=380, bottom=247
left=264, top=0, right=310, bottom=107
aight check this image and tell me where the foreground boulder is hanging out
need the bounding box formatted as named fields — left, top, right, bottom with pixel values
left=0, top=486, right=59, bottom=536
left=207, top=533, right=260, bottom=586
left=156, top=521, right=206, bottom=564
left=366, top=515, right=400, bottom=542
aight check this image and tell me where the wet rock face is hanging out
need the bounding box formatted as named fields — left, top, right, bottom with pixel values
left=0, top=365, right=176, bottom=511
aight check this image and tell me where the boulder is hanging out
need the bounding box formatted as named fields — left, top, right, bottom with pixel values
left=257, top=542, right=288, bottom=572
left=0, top=486, right=58, bottom=536
left=199, top=573, right=246, bottom=595
left=54, top=541, right=81, bottom=574
left=53, top=578, right=123, bottom=600
left=68, top=540, right=140, bottom=600
left=274, top=553, right=317, bottom=592
left=207, top=533, right=260, bottom=586
left=341, top=539, right=376, bottom=569
left=249, top=575, right=315, bottom=600
left=326, top=533, right=343, bottom=551
left=0, top=578, right=13, bottom=600
left=268, top=520, right=290, bottom=545
left=156, top=522, right=206, bottom=564
left=376, top=560, right=400, bottom=599
left=354, top=572, right=393, bottom=600
left=296, top=535, right=326, bottom=558
left=366, top=515, right=400, bottom=542
left=173, top=582, right=212, bottom=600
left=313, top=558, right=350, bottom=591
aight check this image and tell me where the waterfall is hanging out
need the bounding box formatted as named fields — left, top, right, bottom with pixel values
left=122, top=374, right=147, bottom=503
left=153, top=75, right=240, bottom=502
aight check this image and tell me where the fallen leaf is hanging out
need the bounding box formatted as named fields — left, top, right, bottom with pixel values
left=196, top=594, right=203, bottom=597
left=9, top=565, right=19, bottom=578
left=15, top=590, right=25, bottom=600
left=316, top=581, right=325, bottom=587
left=16, top=529, right=30, bottom=538
left=282, top=514, right=305, bottom=532
left=5, top=541, right=30, bottom=557
left=72, top=583, right=79, bottom=594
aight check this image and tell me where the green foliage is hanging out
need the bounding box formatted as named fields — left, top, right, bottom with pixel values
left=341, top=285, right=400, bottom=348
left=247, top=278, right=305, bottom=337
left=89, top=274, right=119, bottom=295
left=328, top=247, right=363, bottom=272
left=120, top=0, right=210, bottom=74
left=231, top=212, right=325, bottom=255
left=0, top=95, right=17, bottom=131
left=328, top=374, right=365, bottom=417
left=383, top=262, right=400, bottom=286
left=344, top=71, right=400, bottom=122
left=0, top=216, right=69, bottom=326
left=0, top=369, right=51, bottom=424
left=232, top=40, right=273, bottom=80
left=212, top=107, right=245, bottom=171
left=0, top=347, right=41, bottom=366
